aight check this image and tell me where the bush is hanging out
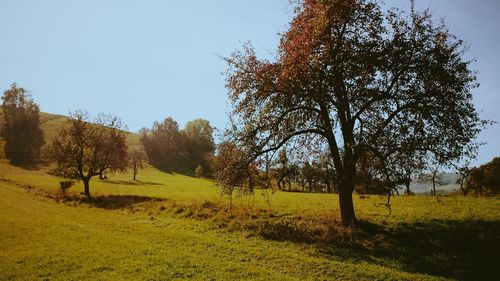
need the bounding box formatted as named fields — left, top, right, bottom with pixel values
left=59, top=180, right=75, bottom=197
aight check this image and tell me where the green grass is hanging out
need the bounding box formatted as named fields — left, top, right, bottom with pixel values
left=0, top=112, right=498, bottom=280
left=1, top=159, right=499, bottom=280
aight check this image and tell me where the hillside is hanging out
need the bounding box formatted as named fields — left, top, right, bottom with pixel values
left=0, top=111, right=141, bottom=159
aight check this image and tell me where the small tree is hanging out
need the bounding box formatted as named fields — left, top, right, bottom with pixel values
left=274, top=149, right=290, bottom=190
left=1, top=83, right=44, bottom=163
left=454, top=163, right=472, bottom=196
left=129, top=147, right=147, bottom=180
left=212, top=141, right=249, bottom=211
left=419, top=155, right=447, bottom=196
left=46, top=111, right=128, bottom=198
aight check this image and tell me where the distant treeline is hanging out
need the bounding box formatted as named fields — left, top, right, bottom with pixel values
left=139, top=117, right=215, bottom=175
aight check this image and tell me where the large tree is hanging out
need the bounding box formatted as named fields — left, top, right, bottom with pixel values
left=1, top=83, right=44, bottom=163
left=224, top=0, right=486, bottom=225
left=46, top=111, right=128, bottom=198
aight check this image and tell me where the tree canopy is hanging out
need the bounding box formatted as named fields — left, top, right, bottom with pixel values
left=1, top=83, right=44, bottom=163
left=46, top=111, right=128, bottom=197
left=465, top=157, right=500, bottom=195
left=140, top=117, right=215, bottom=174
left=224, top=0, right=487, bottom=225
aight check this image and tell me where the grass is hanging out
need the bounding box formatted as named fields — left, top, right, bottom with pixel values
left=0, top=114, right=499, bottom=279
left=1, top=159, right=499, bottom=280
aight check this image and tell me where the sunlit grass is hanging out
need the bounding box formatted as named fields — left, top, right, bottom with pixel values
left=1, top=159, right=499, bottom=280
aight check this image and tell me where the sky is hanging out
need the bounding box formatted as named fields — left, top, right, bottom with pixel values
left=0, top=0, right=498, bottom=165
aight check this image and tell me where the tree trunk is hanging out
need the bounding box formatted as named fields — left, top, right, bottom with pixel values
left=432, top=179, right=436, bottom=196
left=288, top=179, right=291, bottom=191
left=460, top=182, right=467, bottom=196
left=405, top=183, right=411, bottom=195
left=338, top=167, right=356, bottom=226
left=83, top=178, right=91, bottom=198
left=338, top=185, right=356, bottom=226
left=133, top=170, right=137, bottom=180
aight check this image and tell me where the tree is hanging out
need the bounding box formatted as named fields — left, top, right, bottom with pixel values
left=465, top=157, right=500, bottom=195
left=453, top=161, right=472, bottom=196
left=397, top=152, right=425, bottom=195
left=140, top=117, right=182, bottom=171
left=212, top=141, right=251, bottom=210
left=46, top=111, right=128, bottom=198
left=140, top=117, right=215, bottom=174
left=95, top=113, right=128, bottom=179
left=1, top=83, right=44, bottom=163
left=224, top=0, right=487, bottom=225
left=319, top=152, right=336, bottom=193
left=183, top=119, right=215, bottom=174
left=419, top=155, right=447, bottom=195
left=274, top=149, right=291, bottom=190
left=129, top=147, right=147, bottom=180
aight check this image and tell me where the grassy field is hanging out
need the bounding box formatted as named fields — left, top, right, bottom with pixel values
left=1, top=159, right=499, bottom=280
left=0, top=112, right=499, bottom=280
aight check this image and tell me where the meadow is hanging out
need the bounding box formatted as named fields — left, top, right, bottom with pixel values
left=1, top=158, right=499, bottom=280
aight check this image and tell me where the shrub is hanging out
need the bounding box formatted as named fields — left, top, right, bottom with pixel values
left=59, top=180, right=75, bottom=197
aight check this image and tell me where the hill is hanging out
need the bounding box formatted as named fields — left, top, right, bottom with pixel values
left=0, top=111, right=141, bottom=159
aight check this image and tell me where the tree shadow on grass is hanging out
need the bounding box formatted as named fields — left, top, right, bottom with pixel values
left=9, top=160, right=47, bottom=171
left=255, top=216, right=499, bottom=280
left=69, top=195, right=166, bottom=210
left=102, top=179, right=164, bottom=186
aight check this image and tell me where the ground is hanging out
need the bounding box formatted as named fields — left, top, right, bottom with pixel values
left=0, top=159, right=499, bottom=280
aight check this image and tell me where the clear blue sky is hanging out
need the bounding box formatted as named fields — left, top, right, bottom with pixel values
left=0, top=0, right=498, bottom=165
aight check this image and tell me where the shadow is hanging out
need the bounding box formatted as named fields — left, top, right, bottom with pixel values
left=102, top=179, right=164, bottom=186
left=66, top=195, right=165, bottom=210
left=150, top=163, right=195, bottom=177
left=9, top=160, right=48, bottom=171
left=277, top=218, right=500, bottom=281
